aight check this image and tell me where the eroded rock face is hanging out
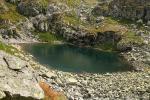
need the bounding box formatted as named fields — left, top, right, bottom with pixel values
left=0, top=51, right=44, bottom=100
left=109, top=0, right=150, bottom=21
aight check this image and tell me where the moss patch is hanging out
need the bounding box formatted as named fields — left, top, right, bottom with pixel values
left=35, top=31, right=64, bottom=43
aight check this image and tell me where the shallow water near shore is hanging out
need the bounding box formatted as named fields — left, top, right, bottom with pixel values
left=22, top=43, right=130, bottom=73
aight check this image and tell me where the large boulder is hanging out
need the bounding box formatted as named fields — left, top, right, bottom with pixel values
left=0, top=51, right=44, bottom=99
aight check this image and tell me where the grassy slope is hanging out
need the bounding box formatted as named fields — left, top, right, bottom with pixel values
left=0, top=1, right=25, bottom=24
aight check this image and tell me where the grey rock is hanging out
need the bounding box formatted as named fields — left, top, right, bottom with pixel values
left=17, top=1, right=43, bottom=17
left=147, top=20, right=150, bottom=26
left=4, top=54, right=27, bottom=70
left=0, top=50, right=45, bottom=99
left=5, top=0, right=20, bottom=4
left=109, top=0, right=149, bottom=22
left=0, top=91, right=6, bottom=99
left=66, top=77, right=78, bottom=85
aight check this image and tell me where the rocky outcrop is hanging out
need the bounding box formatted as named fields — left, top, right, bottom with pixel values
left=17, top=0, right=47, bottom=17
left=109, top=0, right=150, bottom=22
left=91, top=1, right=111, bottom=16
left=0, top=28, right=21, bottom=39
left=0, top=51, right=44, bottom=100
left=58, top=24, right=122, bottom=46
left=28, top=3, right=68, bottom=32
left=30, top=14, right=49, bottom=32
left=5, top=0, right=20, bottom=4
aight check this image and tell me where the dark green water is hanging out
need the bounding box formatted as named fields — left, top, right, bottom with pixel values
left=22, top=44, right=130, bottom=73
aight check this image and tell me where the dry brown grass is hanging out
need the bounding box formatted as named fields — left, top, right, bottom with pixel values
left=39, top=81, right=67, bottom=100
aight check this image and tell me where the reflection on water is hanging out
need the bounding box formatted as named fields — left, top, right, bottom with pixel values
left=22, top=44, right=130, bottom=73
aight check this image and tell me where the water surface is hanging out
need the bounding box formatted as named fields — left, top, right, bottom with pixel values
left=22, top=44, right=130, bottom=73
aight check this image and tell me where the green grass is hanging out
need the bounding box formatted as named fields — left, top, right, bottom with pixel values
left=121, top=31, right=144, bottom=45
left=0, top=1, right=25, bottom=24
left=63, top=14, right=84, bottom=26
left=0, top=41, right=19, bottom=55
left=35, top=31, right=64, bottom=43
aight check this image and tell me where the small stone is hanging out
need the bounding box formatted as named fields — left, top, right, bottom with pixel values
left=67, top=77, right=78, bottom=85
left=104, top=73, right=112, bottom=76
left=45, top=71, right=57, bottom=79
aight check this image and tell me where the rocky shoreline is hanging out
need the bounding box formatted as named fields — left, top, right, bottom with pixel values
left=0, top=42, right=149, bottom=100
left=21, top=43, right=150, bottom=100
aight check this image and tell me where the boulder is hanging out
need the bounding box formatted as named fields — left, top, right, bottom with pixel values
left=0, top=50, right=45, bottom=99
left=4, top=54, right=27, bottom=70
